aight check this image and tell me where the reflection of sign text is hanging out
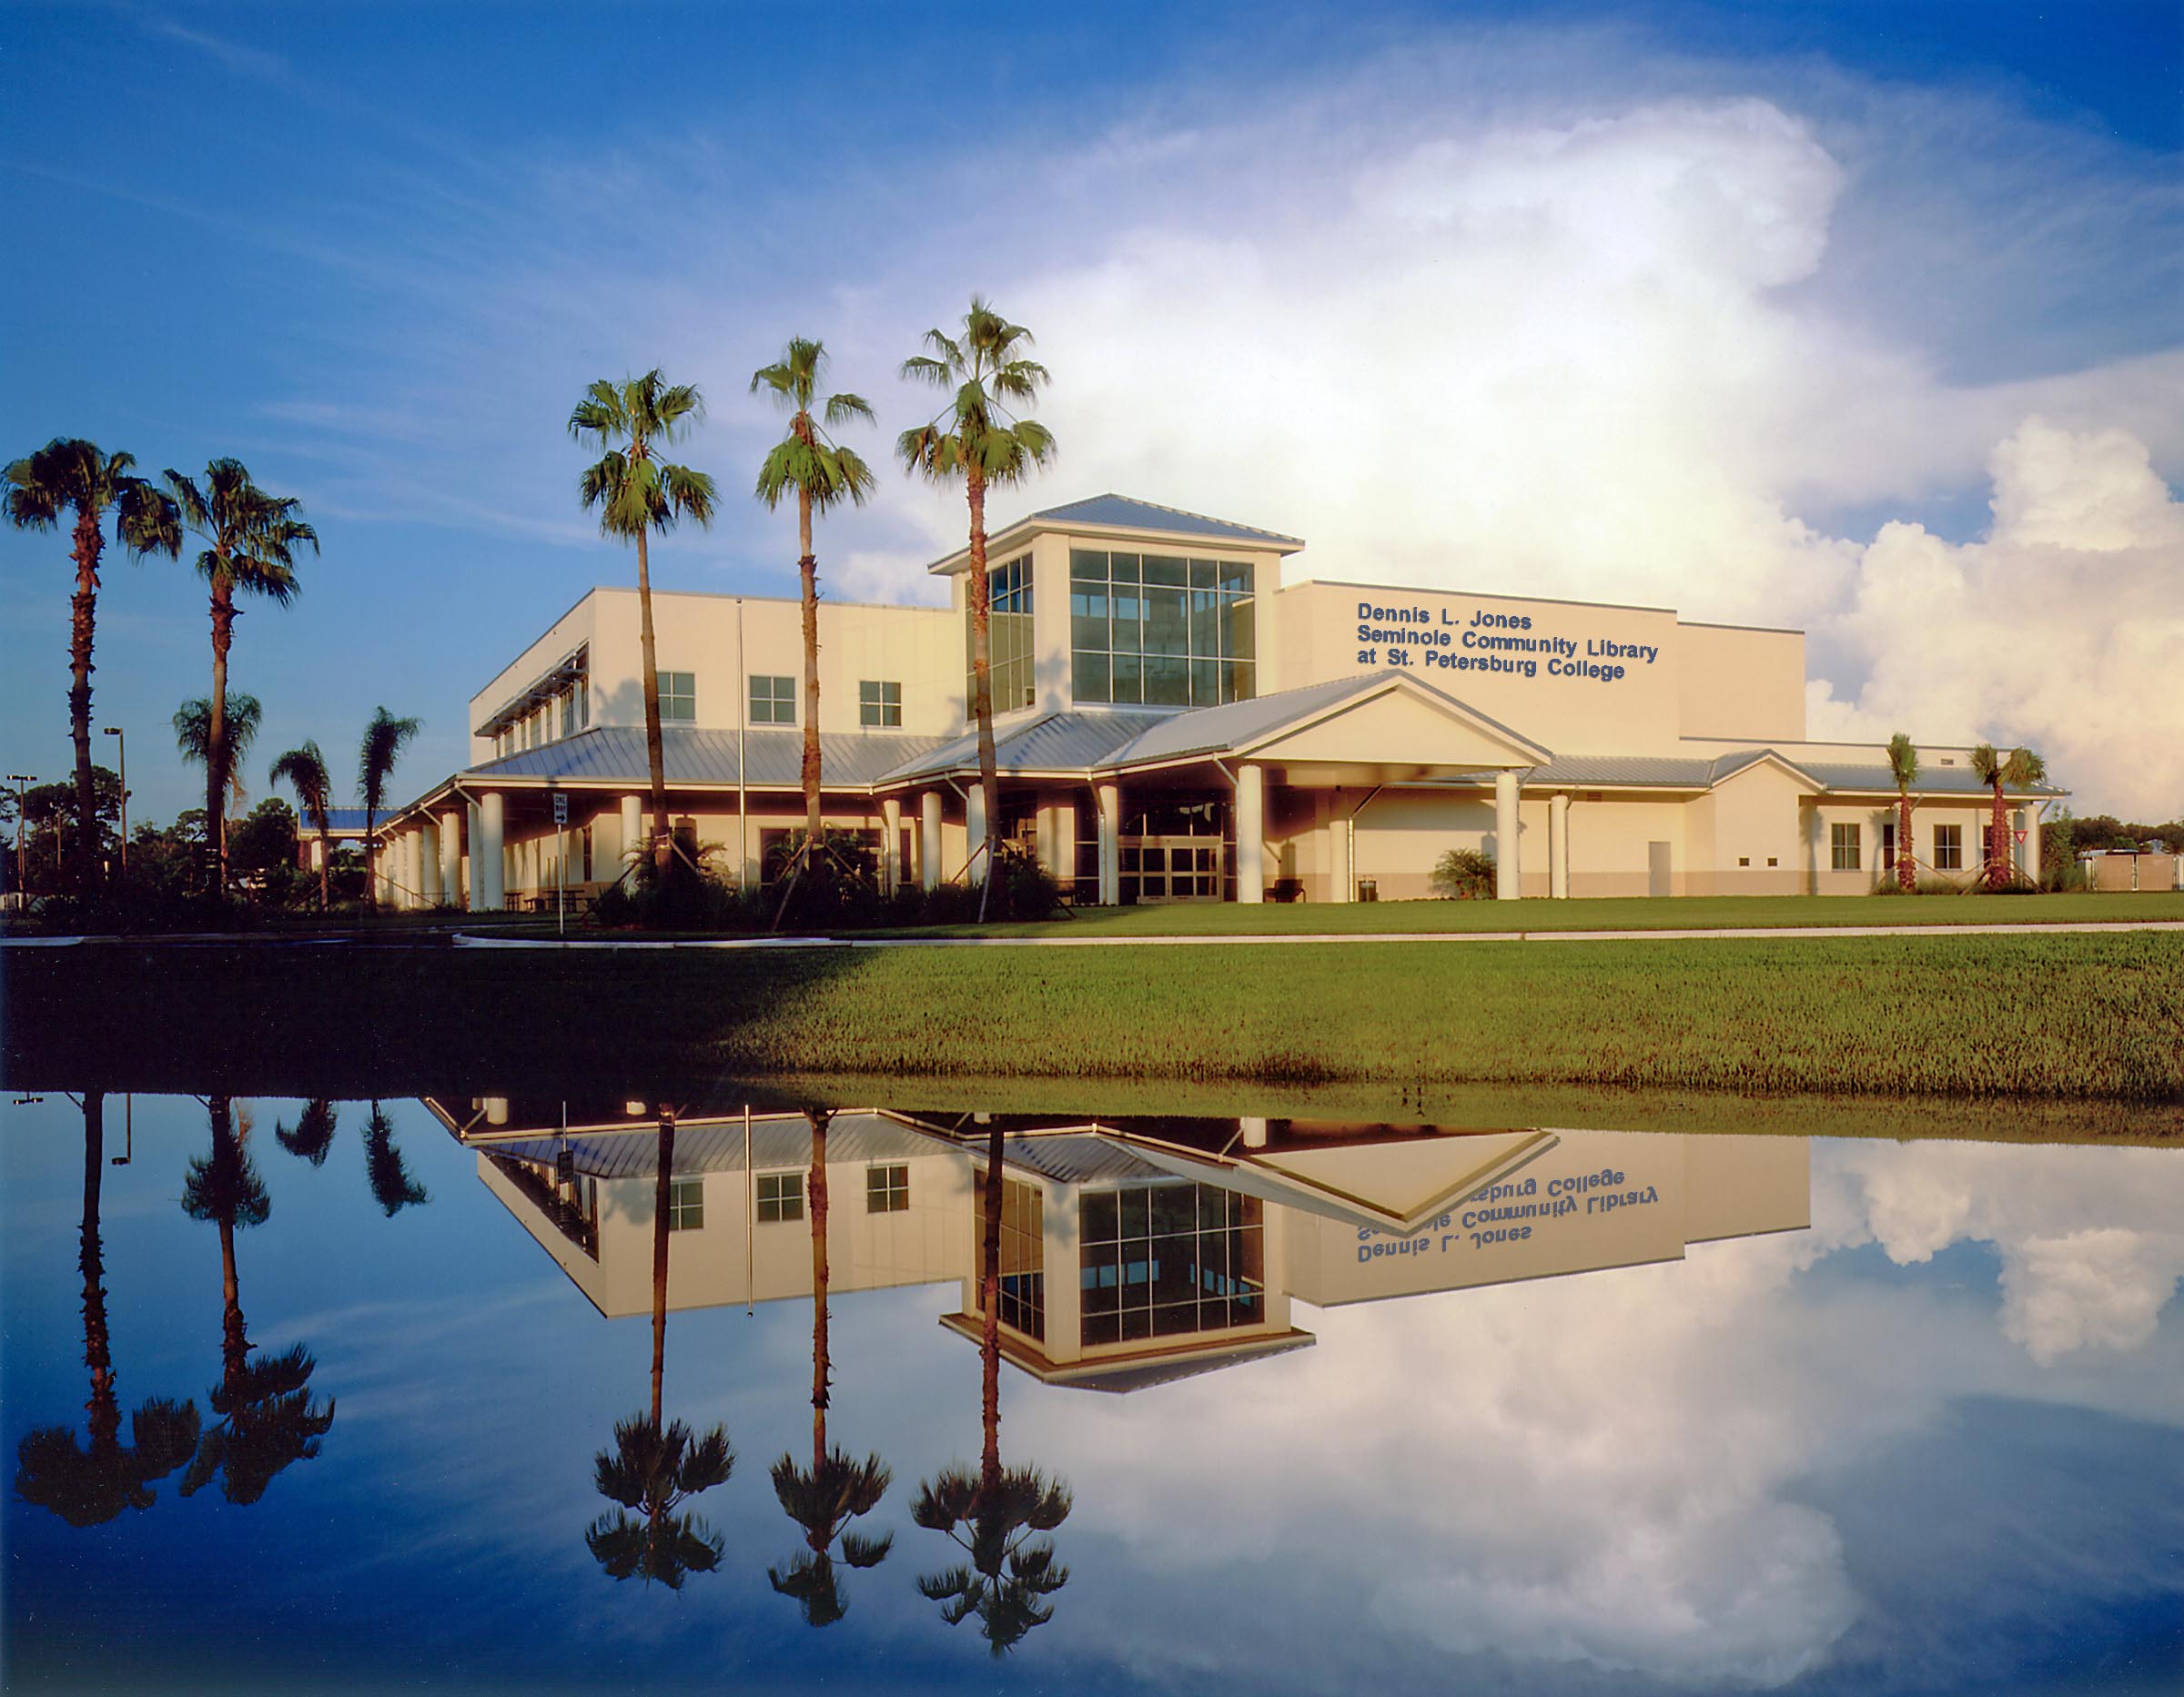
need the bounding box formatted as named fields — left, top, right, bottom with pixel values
left=1355, top=601, right=1661, bottom=683
left=1352, top=1167, right=1662, bottom=1262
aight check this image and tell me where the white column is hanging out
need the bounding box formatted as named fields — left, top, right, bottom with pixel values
left=1240, top=1116, right=1269, bottom=1149
left=397, top=830, right=418, bottom=910
left=440, top=808, right=463, bottom=907
left=1336, top=796, right=1355, bottom=902
left=420, top=819, right=441, bottom=906
left=1235, top=762, right=1265, bottom=904
left=466, top=803, right=484, bottom=912
left=881, top=796, right=901, bottom=894
left=1051, top=801, right=1077, bottom=890
left=2018, top=806, right=2038, bottom=882
left=479, top=792, right=505, bottom=911
left=1495, top=770, right=1522, bottom=900
left=1097, top=782, right=1120, bottom=905
left=620, top=793, right=643, bottom=879
left=310, top=836, right=325, bottom=873
left=920, top=791, right=943, bottom=891
left=1549, top=792, right=1571, bottom=900
left=966, top=784, right=988, bottom=881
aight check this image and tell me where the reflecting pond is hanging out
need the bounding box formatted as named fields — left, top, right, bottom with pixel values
left=5, top=1087, right=2180, bottom=1693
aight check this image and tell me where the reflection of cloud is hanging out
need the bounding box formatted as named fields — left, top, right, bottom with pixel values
left=1821, top=1140, right=2184, bottom=1368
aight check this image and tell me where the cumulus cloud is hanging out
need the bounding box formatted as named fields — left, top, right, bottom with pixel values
left=1808, top=417, right=2184, bottom=815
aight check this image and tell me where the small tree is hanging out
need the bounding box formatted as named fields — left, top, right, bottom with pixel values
left=1887, top=733, right=1919, bottom=893
left=269, top=742, right=334, bottom=912
left=1430, top=847, right=1496, bottom=900
left=1968, top=743, right=2048, bottom=890
left=358, top=707, right=420, bottom=914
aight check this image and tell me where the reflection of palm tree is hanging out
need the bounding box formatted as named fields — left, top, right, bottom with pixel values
left=361, top=1102, right=429, bottom=1214
left=586, top=1106, right=734, bottom=1587
left=14, top=1093, right=199, bottom=1525
left=768, top=1109, right=893, bottom=1625
left=177, top=1096, right=335, bottom=1504
left=275, top=1098, right=338, bottom=1166
left=914, top=1122, right=1071, bottom=1653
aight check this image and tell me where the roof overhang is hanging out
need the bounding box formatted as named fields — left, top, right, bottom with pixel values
left=474, top=642, right=589, bottom=740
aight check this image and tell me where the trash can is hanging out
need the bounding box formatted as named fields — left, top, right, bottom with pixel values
left=1356, top=878, right=1378, bottom=903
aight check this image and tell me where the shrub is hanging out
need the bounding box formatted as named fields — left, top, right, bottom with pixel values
left=1430, top=847, right=1497, bottom=900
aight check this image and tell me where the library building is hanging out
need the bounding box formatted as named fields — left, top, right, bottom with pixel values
left=376, top=494, right=2062, bottom=908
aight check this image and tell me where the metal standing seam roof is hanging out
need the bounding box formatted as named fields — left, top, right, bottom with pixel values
left=1795, top=763, right=2065, bottom=797
left=462, top=725, right=946, bottom=790
left=996, top=1134, right=1178, bottom=1186
left=1526, top=752, right=2065, bottom=796
left=1099, top=672, right=1552, bottom=768
left=478, top=1112, right=941, bottom=1179
left=875, top=710, right=1168, bottom=783
left=1025, top=493, right=1305, bottom=547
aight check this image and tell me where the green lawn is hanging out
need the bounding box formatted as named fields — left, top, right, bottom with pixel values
left=8, top=928, right=2177, bottom=1106
left=880, top=889, right=2184, bottom=938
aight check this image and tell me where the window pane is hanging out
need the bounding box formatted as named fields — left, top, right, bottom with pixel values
left=1109, top=552, right=1140, bottom=583
left=1070, top=548, right=1107, bottom=582
left=1144, top=654, right=1188, bottom=706
left=1144, top=586, right=1188, bottom=656
left=1072, top=651, right=1110, bottom=702
left=1218, top=561, right=1253, bottom=594
left=1143, top=554, right=1187, bottom=587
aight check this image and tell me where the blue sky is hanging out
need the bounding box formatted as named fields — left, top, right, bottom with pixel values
left=4, top=1, right=2179, bottom=823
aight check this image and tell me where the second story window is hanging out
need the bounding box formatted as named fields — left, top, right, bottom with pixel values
left=659, top=672, right=696, bottom=722
left=966, top=553, right=1035, bottom=719
left=859, top=680, right=902, bottom=727
left=750, top=674, right=795, bottom=725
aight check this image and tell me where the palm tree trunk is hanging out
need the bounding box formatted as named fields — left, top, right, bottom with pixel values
left=318, top=823, right=330, bottom=911
left=651, top=1108, right=675, bottom=1431
left=207, top=581, right=235, bottom=902
left=80, top=1092, right=119, bottom=1450
left=212, top=1098, right=248, bottom=1392
left=1897, top=792, right=1915, bottom=893
left=1989, top=779, right=2007, bottom=890
left=808, top=1111, right=829, bottom=1470
left=979, top=1120, right=1005, bottom=1499
left=635, top=527, right=672, bottom=881
left=966, top=469, right=1000, bottom=924
left=363, top=808, right=378, bottom=913
left=799, top=487, right=822, bottom=854
left=67, top=507, right=106, bottom=894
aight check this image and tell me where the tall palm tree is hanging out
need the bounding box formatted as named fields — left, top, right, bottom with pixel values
left=570, top=372, right=718, bottom=882
left=898, top=299, right=1057, bottom=920
left=177, top=1098, right=335, bottom=1504
left=361, top=1102, right=430, bottom=1215
left=1886, top=732, right=1918, bottom=894
left=753, top=339, right=878, bottom=883
left=1968, top=743, right=2048, bottom=890
left=767, top=1109, right=893, bottom=1626
left=4, top=439, right=181, bottom=892
left=163, top=459, right=318, bottom=895
left=269, top=742, right=334, bottom=911
left=275, top=1098, right=339, bottom=1167
left=175, top=693, right=262, bottom=894
left=13, top=1093, right=200, bottom=1526
left=586, top=1104, right=735, bottom=1588
left=913, top=1122, right=1071, bottom=1654
left=358, top=707, right=420, bottom=914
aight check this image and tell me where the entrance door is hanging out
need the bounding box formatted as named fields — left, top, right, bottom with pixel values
left=1125, top=836, right=1224, bottom=902
left=1647, top=841, right=1672, bottom=898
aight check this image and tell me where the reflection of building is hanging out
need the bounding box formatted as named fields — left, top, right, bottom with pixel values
left=429, top=1099, right=1808, bottom=1390
left=374, top=496, right=2061, bottom=909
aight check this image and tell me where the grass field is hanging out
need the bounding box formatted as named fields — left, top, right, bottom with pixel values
left=6, top=927, right=2179, bottom=1106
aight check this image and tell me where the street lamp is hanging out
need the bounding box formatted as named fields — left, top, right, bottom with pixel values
left=5, top=773, right=34, bottom=897
left=102, top=726, right=126, bottom=870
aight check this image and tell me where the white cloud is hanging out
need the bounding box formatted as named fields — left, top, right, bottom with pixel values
left=1809, top=417, right=2184, bottom=815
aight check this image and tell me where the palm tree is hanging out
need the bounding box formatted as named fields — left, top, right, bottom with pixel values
left=585, top=1104, right=735, bottom=1587
left=4, top=439, right=182, bottom=892
left=361, top=1102, right=430, bottom=1214
left=570, top=372, right=718, bottom=883
left=13, top=1093, right=200, bottom=1526
left=898, top=299, right=1057, bottom=920
left=753, top=339, right=878, bottom=891
left=270, top=742, right=335, bottom=911
left=912, top=1121, right=1071, bottom=1654
left=163, top=459, right=318, bottom=895
left=358, top=707, right=420, bottom=914
left=275, top=1098, right=339, bottom=1167
left=175, top=693, right=263, bottom=894
left=1968, top=743, right=2048, bottom=890
left=177, top=1097, right=335, bottom=1504
left=767, top=1109, right=893, bottom=1625
left=1887, top=732, right=1918, bottom=893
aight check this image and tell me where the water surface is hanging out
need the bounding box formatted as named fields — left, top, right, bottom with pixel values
left=5, top=1088, right=2179, bottom=1694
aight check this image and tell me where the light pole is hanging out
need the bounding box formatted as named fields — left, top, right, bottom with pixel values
left=6, top=773, right=34, bottom=897
left=102, top=726, right=126, bottom=871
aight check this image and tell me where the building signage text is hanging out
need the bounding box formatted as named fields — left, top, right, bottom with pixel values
left=1355, top=601, right=1660, bottom=683
left=1352, top=1168, right=1661, bottom=1262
